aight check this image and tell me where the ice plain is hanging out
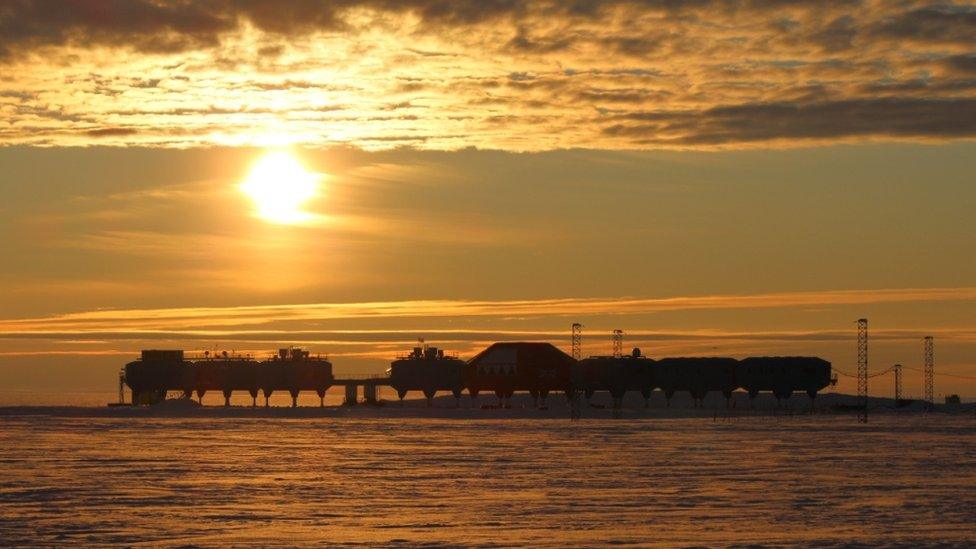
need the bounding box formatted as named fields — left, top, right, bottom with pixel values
left=1, top=399, right=974, bottom=547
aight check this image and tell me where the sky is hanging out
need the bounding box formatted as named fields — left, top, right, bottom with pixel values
left=0, top=0, right=974, bottom=398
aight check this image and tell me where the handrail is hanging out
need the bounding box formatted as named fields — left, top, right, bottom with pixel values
left=394, top=353, right=461, bottom=360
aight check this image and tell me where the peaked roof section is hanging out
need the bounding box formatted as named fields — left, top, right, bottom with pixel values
left=466, top=342, right=576, bottom=367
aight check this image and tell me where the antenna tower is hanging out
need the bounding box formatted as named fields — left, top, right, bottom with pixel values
left=924, top=336, right=934, bottom=410
left=572, top=323, right=582, bottom=360
left=857, top=318, right=868, bottom=423
left=612, top=329, right=623, bottom=358
left=893, top=364, right=902, bottom=402
left=118, top=369, right=126, bottom=405
left=569, top=323, right=584, bottom=421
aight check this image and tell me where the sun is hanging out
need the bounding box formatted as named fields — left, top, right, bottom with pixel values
left=239, top=151, right=320, bottom=224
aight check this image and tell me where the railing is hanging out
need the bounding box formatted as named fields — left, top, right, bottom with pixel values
left=394, top=353, right=461, bottom=360
left=184, top=355, right=257, bottom=361
left=179, top=350, right=256, bottom=360
left=332, top=374, right=392, bottom=386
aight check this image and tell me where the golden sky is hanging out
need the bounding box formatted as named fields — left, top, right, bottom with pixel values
left=0, top=1, right=974, bottom=397
left=2, top=1, right=975, bottom=149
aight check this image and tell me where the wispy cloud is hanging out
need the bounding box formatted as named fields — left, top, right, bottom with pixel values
left=4, top=327, right=976, bottom=344
left=3, top=287, right=975, bottom=333
left=2, top=327, right=975, bottom=374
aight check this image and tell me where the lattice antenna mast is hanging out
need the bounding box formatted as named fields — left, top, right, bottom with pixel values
left=612, top=329, right=623, bottom=358
left=569, top=323, right=584, bottom=421
left=118, top=369, right=126, bottom=405
left=857, top=318, right=868, bottom=423
left=924, top=336, right=934, bottom=410
left=572, top=323, right=582, bottom=360
left=893, top=364, right=902, bottom=402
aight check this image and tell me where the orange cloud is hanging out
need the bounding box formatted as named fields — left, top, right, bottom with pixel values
left=1, top=1, right=974, bottom=149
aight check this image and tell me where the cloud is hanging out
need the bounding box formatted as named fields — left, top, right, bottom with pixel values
left=942, top=54, right=976, bottom=75
left=85, top=127, right=140, bottom=138
left=1, top=0, right=974, bottom=149
left=602, top=98, right=976, bottom=145
left=871, top=5, right=976, bottom=47
left=0, top=1, right=233, bottom=59
left=2, top=326, right=976, bottom=373
left=3, top=287, right=975, bottom=334
left=4, top=327, right=976, bottom=345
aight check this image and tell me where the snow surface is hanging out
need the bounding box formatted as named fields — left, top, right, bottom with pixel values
left=1, top=404, right=974, bottom=546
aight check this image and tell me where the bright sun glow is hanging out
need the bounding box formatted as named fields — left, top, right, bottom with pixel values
left=240, top=151, right=320, bottom=224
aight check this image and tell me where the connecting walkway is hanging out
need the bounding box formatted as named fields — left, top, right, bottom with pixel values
left=334, top=375, right=391, bottom=405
